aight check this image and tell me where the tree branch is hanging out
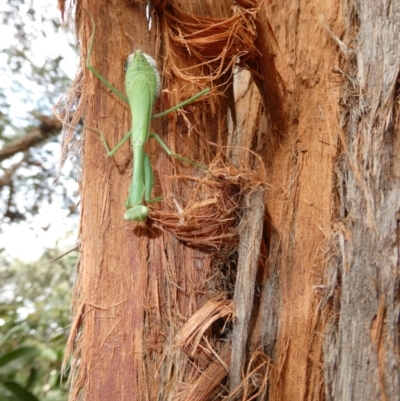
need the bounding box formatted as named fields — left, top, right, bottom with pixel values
left=0, top=116, right=62, bottom=162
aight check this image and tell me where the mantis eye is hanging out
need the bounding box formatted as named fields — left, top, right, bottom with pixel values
left=124, top=53, right=135, bottom=71
left=142, top=53, right=161, bottom=98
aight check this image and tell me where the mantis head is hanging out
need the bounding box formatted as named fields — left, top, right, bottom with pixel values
left=125, top=50, right=161, bottom=99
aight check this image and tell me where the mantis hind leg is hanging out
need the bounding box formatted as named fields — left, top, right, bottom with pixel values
left=149, top=133, right=206, bottom=171
left=88, top=128, right=132, bottom=156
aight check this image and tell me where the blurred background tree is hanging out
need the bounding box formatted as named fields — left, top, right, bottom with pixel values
left=0, top=0, right=78, bottom=223
left=0, top=1, right=78, bottom=400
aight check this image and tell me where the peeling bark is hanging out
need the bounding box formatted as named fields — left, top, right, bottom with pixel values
left=324, top=1, right=400, bottom=399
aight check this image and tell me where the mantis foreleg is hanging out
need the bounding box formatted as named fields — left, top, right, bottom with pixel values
left=152, top=88, right=210, bottom=119
left=86, top=13, right=128, bottom=103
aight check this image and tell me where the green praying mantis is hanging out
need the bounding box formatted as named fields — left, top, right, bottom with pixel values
left=86, top=17, right=209, bottom=222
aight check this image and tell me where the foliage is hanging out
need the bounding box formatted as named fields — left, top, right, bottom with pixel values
left=0, top=246, right=76, bottom=401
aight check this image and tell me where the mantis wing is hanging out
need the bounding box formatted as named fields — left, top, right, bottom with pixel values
left=124, top=55, right=158, bottom=221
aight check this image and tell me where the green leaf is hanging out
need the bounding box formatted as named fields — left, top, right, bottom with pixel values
left=0, top=346, right=39, bottom=375
left=25, top=367, right=37, bottom=391
left=3, top=381, right=40, bottom=401
left=41, top=347, right=57, bottom=362
left=0, top=325, right=24, bottom=348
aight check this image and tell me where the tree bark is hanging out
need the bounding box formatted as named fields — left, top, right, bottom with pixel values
left=66, top=0, right=400, bottom=400
left=323, top=1, right=400, bottom=399
left=255, top=1, right=399, bottom=400
left=69, top=1, right=230, bottom=400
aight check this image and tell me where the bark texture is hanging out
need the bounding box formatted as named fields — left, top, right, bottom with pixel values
left=256, top=2, right=342, bottom=399
left=323, top=1, right=400, bottom=399
left=66, top=0, right=400, bottom=400
left=235, top=0, right=400, bottom=400
left=68, top=2, right=155, bottom=399
left=68, top=1, right=233, bottom=400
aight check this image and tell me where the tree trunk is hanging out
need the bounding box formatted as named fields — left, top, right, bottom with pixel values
left=65, top=0, right=400, bottom=400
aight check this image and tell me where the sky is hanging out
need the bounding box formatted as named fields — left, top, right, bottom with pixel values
left=1, top=1, right=79, bottom=262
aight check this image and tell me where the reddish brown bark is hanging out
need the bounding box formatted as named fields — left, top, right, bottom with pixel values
left=66, top=0, right=400, bottom=400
